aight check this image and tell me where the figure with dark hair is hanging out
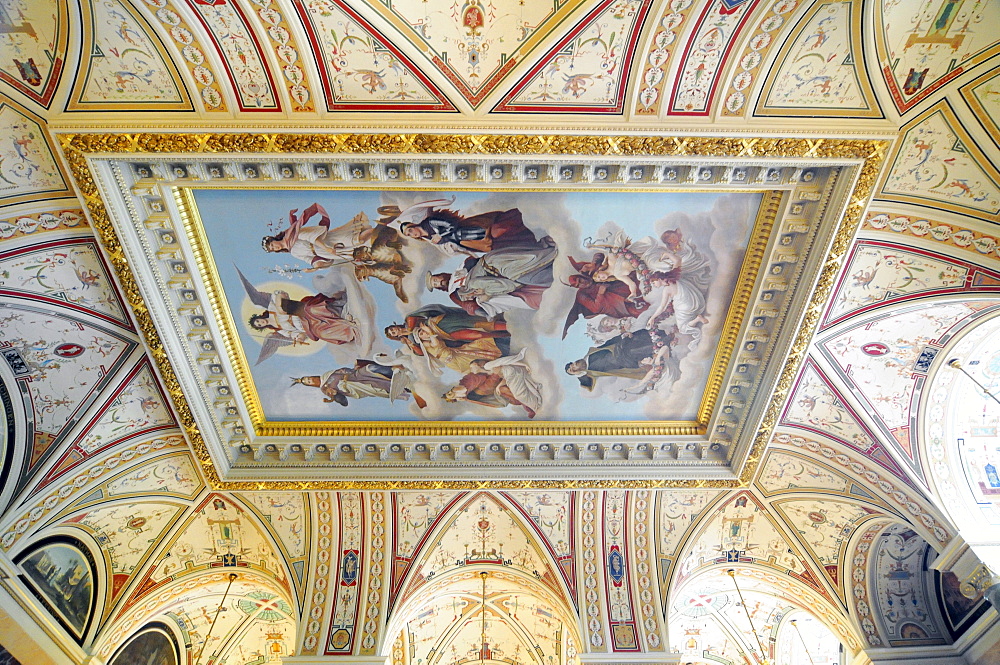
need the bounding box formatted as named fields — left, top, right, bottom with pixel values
left=565, top=329, right=675, bottom=390
left=385, top=304, right=510, bottom=374
left=262, top=203, right=373, bottom=268
left=399, top=207, right=537, bottom=255
left=426, top=236, right=557, bottom=317
left=248, top=290, right=357, bottom=350
left=443, top=351, right=542, bottom=418
left=561, top=272, right=651, bottom=338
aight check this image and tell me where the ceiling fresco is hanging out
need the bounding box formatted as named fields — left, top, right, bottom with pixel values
left=0, top=1, right=999, bottom=665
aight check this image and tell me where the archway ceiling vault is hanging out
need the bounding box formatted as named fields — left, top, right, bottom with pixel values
left=0, top=0, right=999, bottom=662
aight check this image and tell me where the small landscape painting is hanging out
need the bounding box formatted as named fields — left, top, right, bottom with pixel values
left=192, top=189, right=764, bottom=423
left=19, top=539, right=94, bottom=637
left=109, top=624, right=179, bottom=665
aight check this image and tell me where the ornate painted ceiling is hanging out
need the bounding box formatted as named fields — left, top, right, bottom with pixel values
left=1, top=1, right=1000, bottom=665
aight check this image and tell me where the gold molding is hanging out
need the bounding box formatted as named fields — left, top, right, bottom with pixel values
left=58, top=132, right=889, bottom=490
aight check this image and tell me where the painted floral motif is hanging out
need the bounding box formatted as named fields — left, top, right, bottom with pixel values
left=394, top=491, right=456, bottom=559
left=870, top=525, right=944, bottom=646
left=757, top=450, right=849, bottom=493
left=137, top=0, right=226, bottom=110
left=0, top=0, right=65, bottom=106
left=0, top=242, right=126, bottom=321
left=0, top=209, right=86, bottom=241
left=106, top=454, right=201, bottom=497
left=76, top=0, right=184, bottom=106
left=185, top=0, right=278, bottom=110
left=762, top=1, right=872, bottom=111
left=298, top=0, right=449, bottom=110
left=721, top=0, right=800, bottom=116
left=499, top=0, right=648, bottom=112
left=400, top=571, right=575, bottom=665
left=151, top=495, right=286, bottom=584
left=865, top=211, right=1000, bottom=262
left=879, top=0, right=1000, bottom=112
left=966, top=69, right=1000, bottom=141
left=774, top=498, right=879, bottom=568
left=672, top=583, right=791, bottom=663
left=882, top=108, right=1000, bottom=217
left=411, top=495, right=555, bottom=585
left=328, top=491, right=363, bottom=653
left=655, top=490, right=718, bottom=586
left=669, top=0, right=756, bottom=114
left=227, top=613, right=295, bottom=663
left=505, top=491, right=571, bottom=557
left=782, top=362, right=874, bottom=449
left=378, top=0, right=565, bottom=105
left=73, top=502, right=180, bottom=576
left=635, top=0, right=697, bottom=114
left=825, top=243, right=969, bottom=324
left=603, top=489, right=634, bottom=640
left=0, top=308, right=131, bottom=441
left=76, top=364, right=175, bottom=454
left=821, top=303, right=975, bottom=435
left=0, top=104, right=64, bottom=202
left=241, top=492, right=307, bottom=558
left=248, top=0, right=313, bottom=111
left=776, top=432, right=951, bottom=545
left=1, top=436, right=186, bottom=551
left=111, top=578, right=293, bottom=664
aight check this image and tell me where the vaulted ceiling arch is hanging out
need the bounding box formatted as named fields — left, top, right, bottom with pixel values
left=668, top=561, right=863, bottom=663
left=1, top=1, right=1000, bottom=664
left=391, top=491, right=576, bottom=621
left=93, top=569, right=296, bottom=665
left=385, top=565, right=582, bottom=665
left=919, top=308, right=1000, bottom=574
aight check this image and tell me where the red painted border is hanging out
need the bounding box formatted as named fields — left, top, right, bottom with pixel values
left=0, top=237, right=133, bottom=328
left=387, top=491, right=468, bottom=604
left=183, top=0, right=282, bottom=112
left=500, top=491, right=578, bottom=603
left=293, top=0, right=456, bottom=112
left=884, top=64, right=964, bottom=115
left=779, top=358, right=915, bottom=486
left=38, top=358, right=176, bottom=487
left=602, top=493, right=640, bottom=652
left=494, top=0, right=653, bottom=114
left=821, top=239, right=1000, bottom=329
left=668, top=0, right=760, bottom=116
left=0, top=57, right=64, bottom=109
left=325, top=492, right=365, bottom=654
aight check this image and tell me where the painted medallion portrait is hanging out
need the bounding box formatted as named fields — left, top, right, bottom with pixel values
left=192, top=189, right=764, bottom=423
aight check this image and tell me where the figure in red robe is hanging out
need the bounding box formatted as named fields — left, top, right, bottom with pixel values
left=561, top=272, right=651, bottom=338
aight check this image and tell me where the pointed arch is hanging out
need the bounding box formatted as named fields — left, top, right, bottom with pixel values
left=393, top=492, right=575, bottom=611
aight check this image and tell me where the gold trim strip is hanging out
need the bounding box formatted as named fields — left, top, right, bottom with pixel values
left=59, top=133, right=889, bottom=490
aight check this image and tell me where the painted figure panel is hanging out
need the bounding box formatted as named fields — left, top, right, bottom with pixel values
left=193, top=189, right=762, bottom=423
left=0, top=240, right=127, bottom=322
left=74, top=0, right=187, bottom=107
left=878, top=0, right=1000, bottom=112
